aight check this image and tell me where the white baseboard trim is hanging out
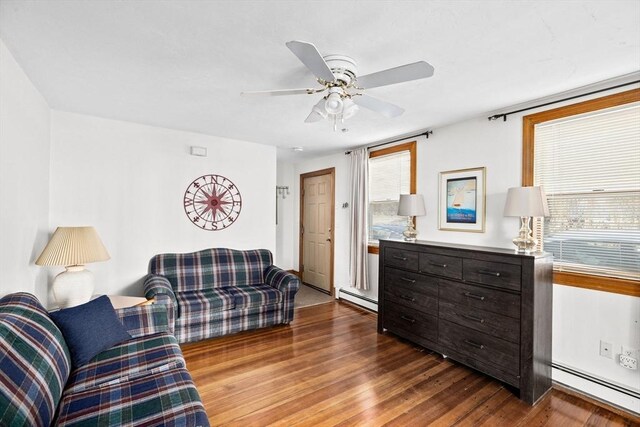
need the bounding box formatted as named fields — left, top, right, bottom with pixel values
left=552, top=366, right=640, bottom=415
left=338, top=288, right=378, bottom=312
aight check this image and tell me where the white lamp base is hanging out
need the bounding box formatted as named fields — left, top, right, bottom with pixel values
left=52, top=265, right=94, bottom=309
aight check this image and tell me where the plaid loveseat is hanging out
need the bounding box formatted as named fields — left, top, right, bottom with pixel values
left=0, top=292, right=209, bottom=426
left=144, top=248, right=300, bottom=343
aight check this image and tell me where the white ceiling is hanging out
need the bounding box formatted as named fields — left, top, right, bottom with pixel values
left=1, top=1, right=639, bottom=160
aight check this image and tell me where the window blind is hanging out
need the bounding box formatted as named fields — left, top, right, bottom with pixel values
left=533, top=102, right=640, bottom=280
left=368, top=150, right=411, bottom=242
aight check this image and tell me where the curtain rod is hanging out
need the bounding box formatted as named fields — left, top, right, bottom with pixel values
left=488, top=80, right=640, bottom=122
left=344, top=130, right=433, bottom=155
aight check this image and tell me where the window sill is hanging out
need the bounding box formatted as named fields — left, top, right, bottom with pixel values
left=554, top=271, right=639, bottom=297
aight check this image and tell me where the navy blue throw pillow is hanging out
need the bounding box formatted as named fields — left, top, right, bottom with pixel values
left=50, top=295, right=131, bottom=368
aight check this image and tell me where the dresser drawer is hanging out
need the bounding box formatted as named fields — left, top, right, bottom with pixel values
left=385, top=268, right=437, bottom=297
left=418, top=252, right=462, bottom=280
left=439, top=319, right=519, bottom=376
left=439, top=300, right=520, bottom=344
left=439, top=279, right=520, bottom=319
left=384, top=302, right=438, bottom=343
left=463, top=259, right=521, bottom=292
left=384, top=248, right=419, bottom=271
left=386, top=286, right=438, bottom=316
left=385, top=268, right=438, bottom=315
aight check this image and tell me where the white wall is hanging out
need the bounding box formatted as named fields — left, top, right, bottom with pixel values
left=275, top=160, right=295, bottom=269
left=50, top=111, right=276, bottom=297
left=282, top=85, right=640, bottom=411
left=0, top=39, right=50, bottom=302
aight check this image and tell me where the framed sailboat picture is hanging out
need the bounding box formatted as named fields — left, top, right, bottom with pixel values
left=438, top=167, right=486, bottom=232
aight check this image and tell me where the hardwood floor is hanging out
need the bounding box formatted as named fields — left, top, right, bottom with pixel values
left=181, top=302, right=640, bottom=427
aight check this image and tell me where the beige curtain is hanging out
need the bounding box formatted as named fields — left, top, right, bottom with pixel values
left=349, top=148, right=369, bottom=290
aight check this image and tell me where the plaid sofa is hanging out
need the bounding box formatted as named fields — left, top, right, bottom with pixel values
left=144, top=248, right=300, bottom=343
left=0, top=292, right=209, bottom=426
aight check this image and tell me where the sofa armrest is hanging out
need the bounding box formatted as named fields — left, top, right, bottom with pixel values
left=265, top=266, right=300, bottom=293
left=143, top=274, right=177, bottom=327
left=265, top=266, right=300, bottom=323
left=115, top=303, right=171, bottom=338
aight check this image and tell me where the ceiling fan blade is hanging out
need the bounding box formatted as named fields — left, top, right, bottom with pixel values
left=286, top=40, right=336, bottom=83
left=356, top=61, right=434, bottom=89
left=241, top=88, right=318, bottom=97
left=353, top=94, right=405, bottom=118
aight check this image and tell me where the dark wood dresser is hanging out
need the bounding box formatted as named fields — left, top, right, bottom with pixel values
left=377, top=239, right=553, bottom=405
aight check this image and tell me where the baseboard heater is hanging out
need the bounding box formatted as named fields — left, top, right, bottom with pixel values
left=338, top=289, right=378, bottom=311
left=552, top=362, right=640, bottom=400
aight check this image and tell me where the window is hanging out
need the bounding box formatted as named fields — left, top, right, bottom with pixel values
left=523, top=89, right=640, bottom=296
left=368, top=142, right=416, bottom=253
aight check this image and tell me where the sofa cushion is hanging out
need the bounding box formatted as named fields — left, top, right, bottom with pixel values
left=65, top=332, right=185, bottom=394
left=56, top=367, right=209, bottom=426
left=149, top=248, right=273, bottom=291
left=50, top=295, right=131, bottom=368
left=176, top=288, right=235, bottom=319
left=225, top=285, right=283, bottom=308
left=174, top=303, right=284, bottom=343
left=0, top=293, right=71, bottom=427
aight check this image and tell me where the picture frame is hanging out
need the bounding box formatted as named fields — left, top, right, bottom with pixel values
left=438, top=166, right=486, bottom=232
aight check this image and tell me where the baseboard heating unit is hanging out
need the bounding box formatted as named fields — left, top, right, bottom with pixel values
left=338, top=289, right=378, bottom=312
left=552, top=362, right=640, bottom=415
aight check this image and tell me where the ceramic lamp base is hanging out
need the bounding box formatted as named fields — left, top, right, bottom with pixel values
left=52, top=265, right=94, bottom=309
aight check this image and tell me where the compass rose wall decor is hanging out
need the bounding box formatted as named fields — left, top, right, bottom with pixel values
left=183, top=174, right=242, bottom=231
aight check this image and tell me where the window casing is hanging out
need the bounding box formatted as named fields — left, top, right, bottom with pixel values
left=523, top=88, right=640, bottom=296
left=367, top=142, right=416, bottom=253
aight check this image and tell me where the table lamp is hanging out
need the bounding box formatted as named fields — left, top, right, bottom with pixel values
left=36, top=226, right=110, bottom=308
left=503, top=186, right=550, bottom=253
left=397, top=194, right=426, bottom=241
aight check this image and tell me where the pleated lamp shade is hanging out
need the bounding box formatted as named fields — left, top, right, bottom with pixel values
left=36, top=226, right=110, bottom=267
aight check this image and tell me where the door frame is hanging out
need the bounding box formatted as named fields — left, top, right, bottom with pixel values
left=299, top=167, right=335, bottom=296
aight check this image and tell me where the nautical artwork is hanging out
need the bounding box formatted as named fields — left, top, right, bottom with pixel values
left=446, top=177, right=477, bottom=223
left=439, top=167, right=486, bottom=232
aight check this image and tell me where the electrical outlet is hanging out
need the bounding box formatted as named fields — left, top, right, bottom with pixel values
left=600, top=340, right=612, bottom=359
left=619, top=354, right=638, bottom=370
left=621, top=346, right=638, bottom=358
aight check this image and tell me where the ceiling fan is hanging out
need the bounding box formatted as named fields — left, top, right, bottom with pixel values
left=241, top=40, right=435, bottom=130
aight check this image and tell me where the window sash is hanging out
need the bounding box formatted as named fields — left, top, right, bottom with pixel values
left=532, top=102, right=640, bottom=282
left=367, top=142, right=416, bottom=247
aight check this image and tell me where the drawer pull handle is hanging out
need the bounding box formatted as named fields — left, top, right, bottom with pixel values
left=400, top=277, right=416, bottom=284
left=393, top=255, right=408, bottom=261
left=464, top=339, right=485, bottom=350
left=478, top=270, right=501, bottom=277
left=462, top=314, right=485, bottom=324
left=400, top=294, right=416, bottom=302
left=401, top=315, right=416, bottom=324
left=463, top=292, right=486, bottom=301
left=429, top=262, right=447, bottom=268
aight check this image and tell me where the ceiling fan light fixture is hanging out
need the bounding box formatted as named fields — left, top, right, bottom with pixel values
left=342, top=98, right=359, bottom=120
left=311, top=98, right=328, bottom=118
left=325, top=92, right=343, bottom=115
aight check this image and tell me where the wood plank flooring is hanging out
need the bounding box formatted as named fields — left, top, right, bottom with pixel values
left=181, top=301, right=640, bottom=427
